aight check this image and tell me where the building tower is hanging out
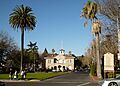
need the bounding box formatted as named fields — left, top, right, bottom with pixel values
left=60, top=49, right=65, bottom=55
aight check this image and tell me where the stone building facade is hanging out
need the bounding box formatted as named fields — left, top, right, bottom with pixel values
left=44, top=49, right=75, bottom=71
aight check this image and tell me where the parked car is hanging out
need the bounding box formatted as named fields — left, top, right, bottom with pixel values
left=116, top=68, right=120, bottom=73
left=99, top=76, right=120, bottom=86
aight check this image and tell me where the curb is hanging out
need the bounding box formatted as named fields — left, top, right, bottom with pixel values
left=29, top=80, right=40, bottom=82
left=0, top=80, right=40, bottom=82
left=90, top=75, right=99, bottom=82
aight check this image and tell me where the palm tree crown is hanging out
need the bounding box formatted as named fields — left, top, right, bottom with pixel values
left=92, top=21, right=101, bottom=34
left=9, top=4, right=36, bottom=30
left=81, top=0, right=97, bottom=20
left=27, top=41, right=38, bottom=52
left=81, top=0, right=98, bottom=26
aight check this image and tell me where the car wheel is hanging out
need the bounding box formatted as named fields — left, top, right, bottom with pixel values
left=108, top=82, right=118, bottom=86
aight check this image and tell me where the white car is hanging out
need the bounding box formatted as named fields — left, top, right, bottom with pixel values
left=99, top=76, right=120, bottom=86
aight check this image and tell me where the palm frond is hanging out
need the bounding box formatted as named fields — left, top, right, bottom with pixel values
left=9, top=4, right=36, bottom=31
left=80, top=1, right=98, bottom=27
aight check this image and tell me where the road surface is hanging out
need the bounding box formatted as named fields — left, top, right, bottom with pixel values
left=4, top=71, right=98, bottom=86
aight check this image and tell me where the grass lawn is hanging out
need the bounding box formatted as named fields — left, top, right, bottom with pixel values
left=0, top=72, right=69, bottom=80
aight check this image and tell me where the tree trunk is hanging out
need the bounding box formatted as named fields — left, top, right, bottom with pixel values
left=96, top=33, right=102, bottom=79
left=34, top=52, right=35, bottom=72
left=20, top=29, right=24, bottom=72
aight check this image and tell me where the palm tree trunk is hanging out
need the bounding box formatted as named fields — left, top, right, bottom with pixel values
left=96, top=33, right=102, bottom=79
left=20, top=29, right=24, bottom=72
left=34, top=52, right=35, bottom=72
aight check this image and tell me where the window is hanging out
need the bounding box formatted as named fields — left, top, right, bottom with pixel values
left=48, top=59, right=51, bottom=63
left=59, top=60, right=63, bottom=63
left=54, top=58, right=57, bottom=63
left=63, top=60, right=66, bottom=63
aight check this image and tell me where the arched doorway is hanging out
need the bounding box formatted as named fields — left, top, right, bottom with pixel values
left=58, top=65, right=62, bottom=71
left=63, top=66, right=65, bottom=71
left=54, top=66, right=57, bottom=71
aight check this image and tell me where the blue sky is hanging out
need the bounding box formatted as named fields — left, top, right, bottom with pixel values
left=0, top=0, right=93, bottom=56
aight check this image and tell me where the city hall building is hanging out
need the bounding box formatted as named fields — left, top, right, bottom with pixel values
left=44, top=49, right=75, bottom=71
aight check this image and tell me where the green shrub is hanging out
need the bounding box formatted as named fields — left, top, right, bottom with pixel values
left=108, top=72, right=114, bottom=78
left=90, top=63, right=96, bottom=76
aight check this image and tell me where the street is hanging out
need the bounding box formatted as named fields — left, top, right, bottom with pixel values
left=4, top=71, right=98, bottom=86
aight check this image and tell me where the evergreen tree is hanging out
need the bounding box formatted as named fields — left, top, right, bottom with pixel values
left=42, top=48, right=49, bottom=57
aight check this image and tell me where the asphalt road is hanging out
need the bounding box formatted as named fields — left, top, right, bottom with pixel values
left=4, top=71, right=99, bottom=86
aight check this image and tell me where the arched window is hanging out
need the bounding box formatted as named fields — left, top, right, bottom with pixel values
left=54, top=58, right=57, bottom=63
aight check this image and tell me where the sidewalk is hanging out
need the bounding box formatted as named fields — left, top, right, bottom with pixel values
left=90, top=75, right=100, bottom=82
left=0, top=79, right=40, bottom=82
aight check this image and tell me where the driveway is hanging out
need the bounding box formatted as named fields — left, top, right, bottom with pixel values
left=41, top=71, right=98, bottom=86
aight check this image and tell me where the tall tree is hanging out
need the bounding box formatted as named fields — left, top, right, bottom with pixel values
left=9, top=4, right=36, bottom=71
left=42, top=48, right=49, bottom=57
left=94, top=0, right=120, bottom=22
left=42, top=48, right=49, bottom=69
left=81, top=1, right=102, bottom=78
left=101, top=35, right=117, bottom=55
left=95, top=0, right=120, bottom=75
left=94, top=0, right=119, bottom=53
left=0, top=31, right=19, bottom=66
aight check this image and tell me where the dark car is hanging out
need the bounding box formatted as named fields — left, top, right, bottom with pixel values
left=0, top=81, right=5, bottom=86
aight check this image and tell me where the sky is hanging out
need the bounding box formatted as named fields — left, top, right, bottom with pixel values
left=0, top=0, right=93, bottom=56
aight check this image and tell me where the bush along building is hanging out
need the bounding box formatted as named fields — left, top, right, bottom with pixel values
left=44, top=49, right=75, bottom=72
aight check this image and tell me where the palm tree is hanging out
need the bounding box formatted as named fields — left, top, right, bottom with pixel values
left=81, top=1, right=102, bottom=79
left=27, top=41, right=38, bottom=72
left=9, top=4, right=36, bottom=71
